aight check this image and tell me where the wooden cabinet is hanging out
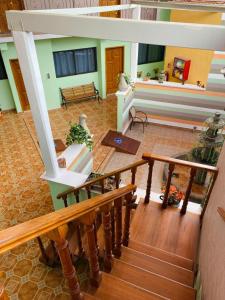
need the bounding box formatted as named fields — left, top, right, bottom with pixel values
left=0, top=0, right=24, bottom=34
left=172, top=57, right=191, bottom=84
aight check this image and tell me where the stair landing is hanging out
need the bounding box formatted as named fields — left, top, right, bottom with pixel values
left=130, top=200, right=200, bottom=261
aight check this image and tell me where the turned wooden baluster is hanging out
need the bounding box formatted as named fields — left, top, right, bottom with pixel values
left=80, top=212, right=102, bottom=287
left=181, top=167, right=197, bottom=215
left=113, top=197, right=123, bottom=258
left=76, top=224, right=85, bottom=257
left=74, top=191, right=80, bottom=203
left=123, top=192, right=133, bottom=246
left=144, top=159, right=154, bottom=204
left=86, top=186, right=91, bottom=199
left=131, top=166, right=137, bottom=185
left=111, top=173, right=120, bottom=250
left=115, top=173, right=120, bottom=189
left=0, top=282, right=8, bottom=300
left=101, top=203, right=113, bottom=272
left=201, top=171, right=218, bottom=221
left=48, top=225, right=83, bottom=300
left=37, top=237, right=49, bottom=265
left=100, top=179, right=105, bottom=194
left=162, top=163, right=175, bottom=209
left=62, top=195, right=68, bottom=207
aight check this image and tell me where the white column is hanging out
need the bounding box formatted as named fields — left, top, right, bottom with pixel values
left=130, top=5, right=141, bottom=81
left=12, top=31, right=59, bottom=178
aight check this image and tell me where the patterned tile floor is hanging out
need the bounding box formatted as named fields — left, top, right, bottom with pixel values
left=0, top=99, right=198, bottom=299
left=103, top=123, right=199, bottom=194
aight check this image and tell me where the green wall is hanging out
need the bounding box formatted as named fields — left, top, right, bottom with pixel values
left=0, top=79, right=15, bottom=110
left=159, top=9, right=171, bottom=21
left=138, top=61, right=165, bottom=78
left=0, top=36, right=132, bottom=112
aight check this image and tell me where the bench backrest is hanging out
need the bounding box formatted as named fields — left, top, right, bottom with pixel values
left=61, top=83, right=95, bottom=101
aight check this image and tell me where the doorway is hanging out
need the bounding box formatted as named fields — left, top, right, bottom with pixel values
left=105, top=47, right=124, bottom=95
left=10, top=59, right=30, bottom=111
left=100, top=0, right=121, bottom=18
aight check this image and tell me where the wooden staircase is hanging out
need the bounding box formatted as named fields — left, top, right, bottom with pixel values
left=0, top=153, right=218, bottom=300
left=86, top=202, right=197, bottom=300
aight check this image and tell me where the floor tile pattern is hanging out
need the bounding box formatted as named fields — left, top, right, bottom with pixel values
left=0, top=101, right=198, bottom=299
left=103, top=123, right=198, bottom=194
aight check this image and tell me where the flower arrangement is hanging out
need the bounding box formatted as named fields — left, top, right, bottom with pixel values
left=160, top=185, right=184, bottom=207
left=66, top=123, right=93, bottom=151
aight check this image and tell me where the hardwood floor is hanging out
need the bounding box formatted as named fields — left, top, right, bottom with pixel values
left=130, top=200, right=200, bottom=260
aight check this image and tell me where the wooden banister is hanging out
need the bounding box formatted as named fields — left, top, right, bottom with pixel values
left=0, top=185, right=136, bottom=255
left=57, top=160, right=146, bottom=199
left=142, top=153, right=218, bottom=173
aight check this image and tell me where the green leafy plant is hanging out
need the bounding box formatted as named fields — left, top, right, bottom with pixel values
left=153, top=68, right=160, bottom=79
left=66, top=123, right=93, bottom=151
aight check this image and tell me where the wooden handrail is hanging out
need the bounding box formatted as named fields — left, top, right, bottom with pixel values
left=0, top=185, right=136, bottom=255
left=57, top=159, right=146, bottom=199
left=142, top=153, right=219, bottom=173
left=218, top=207, right=225, bottom=222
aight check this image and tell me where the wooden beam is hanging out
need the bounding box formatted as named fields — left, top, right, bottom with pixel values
left=131, top=0, right=225, bottom=13
left=25, top=4, right=136, bottom=14
left=6, top=11, right=225, bottom=51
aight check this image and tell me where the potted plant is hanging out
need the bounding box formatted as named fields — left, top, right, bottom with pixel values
left=160, top=185, right=184, bottom=207
left=143, top=72, right=151, bottom=81
left=66, top=123, right=93, bottom=151
left=153, top=68, right=160, bottom=80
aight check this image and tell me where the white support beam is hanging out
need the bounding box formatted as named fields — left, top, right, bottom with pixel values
left=130, top=5, right=141, bottom=81
left=7, top=12, right=225, bottom=51
left=131, top=0, right=225, bottom=13
left=12, top=31, right=59, bottom=179
left=25, top=4, right=136, bottom=15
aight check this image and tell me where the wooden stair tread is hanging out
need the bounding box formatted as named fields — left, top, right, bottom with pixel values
left=121, top=246, right=194, bottom=286
left=130, top=200, right=200, bottom=263
left=129, top=239, right=193, bottom=270
left=111, top=259, right=196, bottom=300
left=89, top=272, right=169, bottom=300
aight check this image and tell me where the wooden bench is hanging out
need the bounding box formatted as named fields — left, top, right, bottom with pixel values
left=60, top=82, right=100, bottom=108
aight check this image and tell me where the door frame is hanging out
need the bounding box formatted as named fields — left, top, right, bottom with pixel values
left=105, top=46, right=124, bottom=96
left=10, top=58, right=30, bottom=111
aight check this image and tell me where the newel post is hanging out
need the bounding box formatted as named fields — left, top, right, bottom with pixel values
left=80, top=211, right=102, bottom=288
left=123, top=192, right=133, bottom=246
left=101, top=203, right=113, bottom=272
left=47, top=225, right=83, bottom=300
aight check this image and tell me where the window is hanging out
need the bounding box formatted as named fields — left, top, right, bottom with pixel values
left=0, top=52, right=7, bottom=80
left=53, top=47, right=97, bottom=78
left=138, top=44, right=165, bottom=65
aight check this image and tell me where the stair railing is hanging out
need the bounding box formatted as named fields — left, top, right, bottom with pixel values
left=143, top=153, right=218, bottom=215
left=0, top=185, right=136, bottom=300
left=57, top=153, right=218, bottom=217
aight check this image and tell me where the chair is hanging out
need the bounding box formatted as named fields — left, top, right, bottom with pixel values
left=129, top=106, right=148, bottom=133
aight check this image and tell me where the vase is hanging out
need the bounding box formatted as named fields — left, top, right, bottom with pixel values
left=118, top=73, right=128, bottom=91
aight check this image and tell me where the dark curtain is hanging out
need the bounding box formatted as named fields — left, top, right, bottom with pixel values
left=53, top=47, right=97, bottom=77
left=0, top=52, right=8, bottom=80
left=138, top=44, right=165, bottom=65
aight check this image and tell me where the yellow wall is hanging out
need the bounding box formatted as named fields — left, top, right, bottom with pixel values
left=164, top=11, right=222, bottom=86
